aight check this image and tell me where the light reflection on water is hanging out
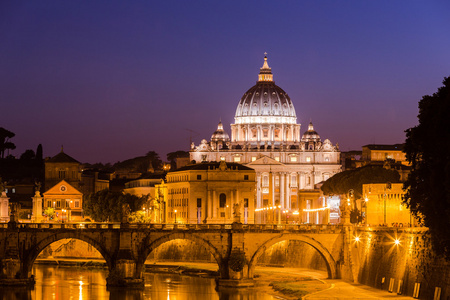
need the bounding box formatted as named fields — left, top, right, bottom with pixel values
left=1, top=265, right=276, bottom=300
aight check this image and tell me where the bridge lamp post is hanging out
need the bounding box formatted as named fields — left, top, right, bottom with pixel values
left=174, top=209, right=177, bottom=224
left=364, top=196, right=369, bottom=226
left=62, top=209, right=66, bottom=223
left=293, top=210, right=299, bottom=224
left=277, top=205, right=281, bottom=225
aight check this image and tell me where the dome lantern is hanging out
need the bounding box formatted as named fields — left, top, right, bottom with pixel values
left=258, top=54, right=274, bottom=82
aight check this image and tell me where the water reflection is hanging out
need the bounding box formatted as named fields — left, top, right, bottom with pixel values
left=1, top=265, right=276, bottom=300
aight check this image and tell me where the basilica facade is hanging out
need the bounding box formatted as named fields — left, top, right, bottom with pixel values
left=190, top=56, right=341, bottom=223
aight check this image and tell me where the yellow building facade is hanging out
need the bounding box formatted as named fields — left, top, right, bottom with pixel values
left=362, top=183, right=415, bottom=227
left=43, top=180, right=83, bottom=222
left=161, top=161, right=256, bottom=224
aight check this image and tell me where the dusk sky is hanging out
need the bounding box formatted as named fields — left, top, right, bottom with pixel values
left=2, top=1, right=450, bottom=164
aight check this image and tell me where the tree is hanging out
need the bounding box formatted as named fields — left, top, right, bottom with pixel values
left=404, top=76, right=450, bottom=259
left=321, top=165, right=400, bottom=198
left=0, top=127, right=16, bottom=158
left=146, top=151, right=163, bottom=171
left=83, top=190, right=148, bottom=222
left=321, top=165, right=400, bottom=224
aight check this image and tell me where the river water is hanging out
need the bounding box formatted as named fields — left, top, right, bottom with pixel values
left=1, top=265, right=277, bottom=300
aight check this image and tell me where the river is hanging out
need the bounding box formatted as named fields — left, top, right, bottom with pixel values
left=1, top=265, right=278, bottom=300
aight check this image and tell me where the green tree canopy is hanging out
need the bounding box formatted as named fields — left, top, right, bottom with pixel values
left=83, top=190, right=148, bottom=222
left=404, top=76, right=450, bottom=259
left=321, top=165, right=400, bottom=198
left=0, top=127, right=16, bottom=159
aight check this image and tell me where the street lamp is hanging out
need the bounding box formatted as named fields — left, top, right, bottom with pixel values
left=174, top=209, right=177, bottom=224
left=62, top=209, right=66, bottom=223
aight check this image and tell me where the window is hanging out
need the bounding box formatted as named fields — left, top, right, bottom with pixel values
left=56, top=200, right=61, bottom=208
left=75, top=200, right=80, bottom=208
left=244, top=198, right=249, bottom=208
left=58, top=170, right=66, bottom=179
left=263, top=175, right=269, bottom=187
left=201, top=155, right=207, bottom=162
left=275, top=176, right=279, bottom=186
left=290, top=156, right=297, bottom=162
left=220, top=156, right=225, bottom=161
left=275, top=156, right=280, bottom=161
left=197, top=198, right=202, bottom=207
left=325, top=156, right=330, bottom=162
left=220, top=212, right=225, bottom=218
left=251, top=156, right=257, bottom=162
left=263, top=130, right=268, bottom=138
left=291, top=175, right=297, bottom=187
left=234, top=156, right=241, bottom=162
left=244, top=175, right=249, bottom=180
left=219, top=193, right=226, bottom=208
left=197, top=175, right=202, bottom=180
left=306, top=157, right=311, bottom=162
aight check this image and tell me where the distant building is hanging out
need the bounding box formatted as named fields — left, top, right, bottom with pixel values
left=190, top=56, right=341, bottom=224
left=45, top=150, right=109, bottom=200
left=361, top=144, right=409, bottom=165
left=80, top=169, right=110, bottom=196
left=43, top=180, right=83, bottom=222
left=45, top=150, right=81, bottom=192
left=159, top=161, right=255, bottom=224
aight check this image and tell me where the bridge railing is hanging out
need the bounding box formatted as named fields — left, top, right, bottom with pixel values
left=0, top=222, right=345, bottom=232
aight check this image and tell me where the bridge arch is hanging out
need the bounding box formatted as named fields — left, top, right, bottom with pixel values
left=137, top=232, right=225, bottom=278
left=24, top=232, right=114, bottom=277
left=248, top=234, right=338, bottom=279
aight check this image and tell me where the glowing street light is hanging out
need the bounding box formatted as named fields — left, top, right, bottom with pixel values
left=394, top=239, right=401, bottom=245
left=174, top=209, right=177, bottom=224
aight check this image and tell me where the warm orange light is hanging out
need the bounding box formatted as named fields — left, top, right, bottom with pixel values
left=394, top=239, right=401, bottom=245
left=354, top=236, right=360, bottom=242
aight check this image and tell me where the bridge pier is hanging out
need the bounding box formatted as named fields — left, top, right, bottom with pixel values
left=217, top=223, right=255, bottom=287
left=0, top=226, right=35, bottom=287
left=106, top=228, right=144, bottom=288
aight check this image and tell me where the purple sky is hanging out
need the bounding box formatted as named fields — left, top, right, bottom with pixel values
left=2, top=1, right=450, bottom=164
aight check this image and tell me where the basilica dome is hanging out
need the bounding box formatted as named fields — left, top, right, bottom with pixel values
left=234, top=56, right=297, bottom=125
left=301, top=122, right=321, bottom=143
left=211, top=121, right=230, bottom=142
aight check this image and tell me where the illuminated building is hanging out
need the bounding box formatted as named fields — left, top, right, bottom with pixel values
left=160, top=161, right=255, bottom=224
left=43, top=180, right=83, bottom=222
left=362, top=183, right=416, bottom=226
left=190, top=56, right=341, bottom=223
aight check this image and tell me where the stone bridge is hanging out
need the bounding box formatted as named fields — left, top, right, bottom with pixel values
left=0, top=222, right=355, bottom=288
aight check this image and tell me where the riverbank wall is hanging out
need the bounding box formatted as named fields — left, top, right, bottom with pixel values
left=352, top=227, right=449, bottom=299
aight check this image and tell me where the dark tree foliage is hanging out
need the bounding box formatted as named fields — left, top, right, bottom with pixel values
left=0, top=127, right=16, bottom=159
left=83, top=190, right=148, bottom=222
left=404, top=76, right=450, bottom=259
left=321, top=165, right=400, bottom=198
left=113, top=151, right=163, bottom=173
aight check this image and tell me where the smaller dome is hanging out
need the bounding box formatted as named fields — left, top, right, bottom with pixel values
left=211, top=121, right=230, bottom=143
left=301, top=122, right=321, bottom=143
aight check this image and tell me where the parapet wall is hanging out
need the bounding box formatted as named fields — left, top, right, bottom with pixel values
left=352, top=227, right=449, bottom=299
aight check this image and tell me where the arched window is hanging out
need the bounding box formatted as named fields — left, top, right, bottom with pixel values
left=219, top=193, right=226, bottom=208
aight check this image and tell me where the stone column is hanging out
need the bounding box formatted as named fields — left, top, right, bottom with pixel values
left=286, top=173, right=291, bottom=210
left=271, top=173, right=275, bottom=207
left=0, top=192, right=10, bottom=222
left=32, top=192, right=43, bottom=223
left=212, top=190, right=217, bottom=219
left=280, top=173, right=285, bottom=209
